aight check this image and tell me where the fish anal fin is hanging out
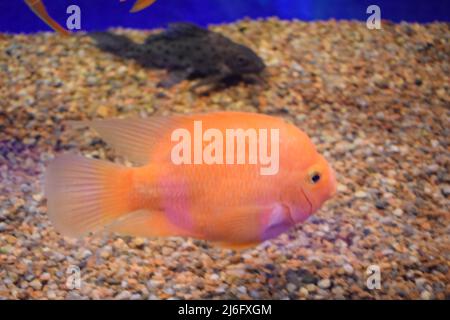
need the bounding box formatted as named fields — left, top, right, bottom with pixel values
left=107, top=209, right=192, bottom=238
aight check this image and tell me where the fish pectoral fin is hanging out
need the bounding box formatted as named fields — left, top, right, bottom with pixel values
left=207, top=205, right=268, bottom=245
left=212, top=241, right=260, bottom=251
left=211, top=203, right=293, bottom=246
left=69, top=115, right=187, bottom=165
left=158, top=69, right=192, bottom=88
left=106, top=209, right=190, bottom=238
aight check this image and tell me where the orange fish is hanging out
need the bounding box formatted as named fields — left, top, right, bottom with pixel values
left=45, top=112, right=336, bottom=249
left=24, top=0, right=157, bottom=36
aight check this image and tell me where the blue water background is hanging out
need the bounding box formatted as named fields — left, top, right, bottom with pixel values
left=0, top=0, right=448, bottom=33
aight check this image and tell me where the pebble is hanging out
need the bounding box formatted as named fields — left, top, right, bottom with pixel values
left=115, top=291, right=132, bottom=300
left=287, top=283, right=297, bottom=293
left=343, top=264, right=354, bottom=275
left=99, top=246, right=112, bottom=259
left=29, top=279, right=42, bottom=290
left=318, top=279, right=331, bottom=289
left=441, top=186, right=450, bottom=197
left=420, top=291, right=432, bottom=300
left=393, top=208, right=403, bottom=217
left=355, top=191, right=367, bottom=198
left=298, top=287, right=309, bottom=298
left=375, top=199, right=388, bottom=210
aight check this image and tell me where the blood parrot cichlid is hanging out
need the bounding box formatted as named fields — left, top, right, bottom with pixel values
left=45, top=112, right=336, bottom=249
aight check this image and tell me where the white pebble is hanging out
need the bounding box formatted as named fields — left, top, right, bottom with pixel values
left=318, top=279, right=331, bottom=289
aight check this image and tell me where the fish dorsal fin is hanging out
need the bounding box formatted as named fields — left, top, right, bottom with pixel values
left=79, top=115, right=186, bottom=165
left=165, top=23, right=209, bottom=38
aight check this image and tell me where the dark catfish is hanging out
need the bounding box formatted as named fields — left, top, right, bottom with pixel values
left=89, top=23, right=265, bottom=88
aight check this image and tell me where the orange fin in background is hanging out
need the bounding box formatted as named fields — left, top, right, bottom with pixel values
left=44, top=154, right=134, bottom=237
left=24, top=0, right=71, bottom=36
left=130, top=0, right=157, bottom=13
left=106, top=209, right=194, bottom=238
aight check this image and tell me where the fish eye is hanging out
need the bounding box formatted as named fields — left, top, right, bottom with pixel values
left=237, top=56, right=247, bottom=64
left=310, top=172, right=321, bottom=184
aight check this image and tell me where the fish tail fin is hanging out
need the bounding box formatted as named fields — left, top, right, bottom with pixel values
left=89, top=32, right=141, bottom=59
left=44, top=154, right=135, bottom=237
left=25, top=0, right=71, bottom=36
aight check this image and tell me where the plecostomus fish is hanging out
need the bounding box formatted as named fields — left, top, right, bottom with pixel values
left=89, top=23, right=266, bottom=88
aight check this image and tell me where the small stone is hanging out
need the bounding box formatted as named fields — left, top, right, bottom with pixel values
left=0, top=222, right=7, bottom=232
left=99, top=246, right=112, bottom=259
left=298, top=287, right=309, bottom=298
left=317, top=279, right=331, bottom=289
left=29, top=279, right=42, bottom=290
left=80, top=249, right=92, bottom=260
left=375, top=199, right=388, bottom=209
left=425, top=164, right=439, bottom=174
left=32, top=193, right=43, bottom=202
left=287, top=283, right=297, bottom=293
left=132, top=237, right=146, bottom=249
left=441, top=186, right=450, bottom=197
left=420, top=291, right=432, bottom=300
left=209, top=274, right=219, bottom=281
left=66, top=292, right=83, bottom=300
left=355, top=191, right=367, bottom=198
left=415, top=278, right=427, bottom=289
left=115, top=291, right=131, bottom=300
left=40, top=272, right=51, bottom=281
left=332, top=286, right=345, bottom=297
left=393, top=208, right=403, bottom=217
left=147, top=279, right=163, bottom=289
left=343, top=264, right=354, bottom=274
left=53, top=252, right=66, bottom=262
left=164, top=287, right=175, bottom=295
left=237, top=286, right=247, bottom=295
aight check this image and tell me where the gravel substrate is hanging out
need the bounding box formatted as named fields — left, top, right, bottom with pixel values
left=0, top=18, right=449, bottom=300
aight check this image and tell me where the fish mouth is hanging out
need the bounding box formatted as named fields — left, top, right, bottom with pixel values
left=284, top=204, right=296, bottom=226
